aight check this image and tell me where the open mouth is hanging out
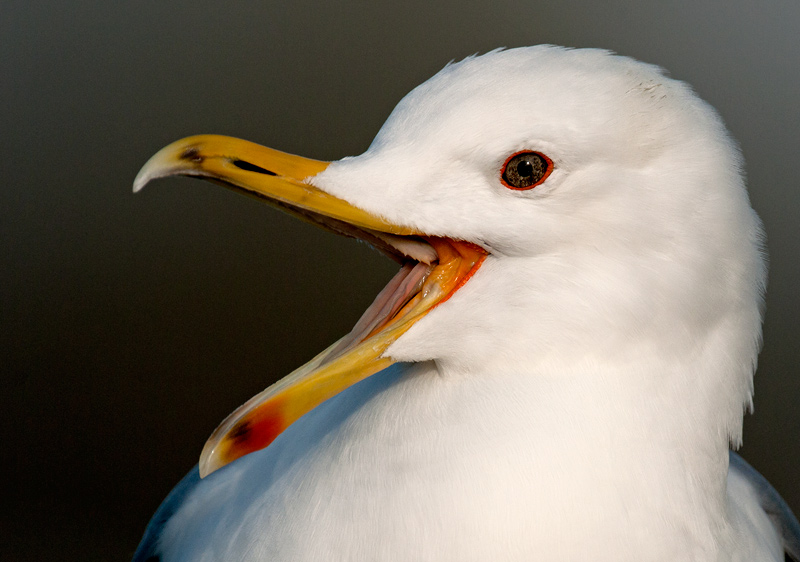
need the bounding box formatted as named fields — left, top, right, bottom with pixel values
left=134, top=135, right=487, bottom=477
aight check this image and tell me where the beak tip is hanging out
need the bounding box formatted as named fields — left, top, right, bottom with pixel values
left=133, top=146, right=180, bottom=193
left=198, top=439, right=222, bottom=479
left=132, top=171, right=149, bottom=193
left=132, top=152, right=164, bottom=193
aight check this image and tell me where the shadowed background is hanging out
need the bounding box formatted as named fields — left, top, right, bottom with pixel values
left=2, top=1, right=798, bottom=560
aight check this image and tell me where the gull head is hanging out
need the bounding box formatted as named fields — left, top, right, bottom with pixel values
left=135, top=46, right=766, bottom=476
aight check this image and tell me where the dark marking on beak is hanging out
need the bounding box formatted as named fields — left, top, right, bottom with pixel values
left=230, top=420, right=252, bottom=444
left=180, top=146, right=204, bottom=163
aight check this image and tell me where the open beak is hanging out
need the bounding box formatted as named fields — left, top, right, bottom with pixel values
left=134, top=135, right=486, bottom=477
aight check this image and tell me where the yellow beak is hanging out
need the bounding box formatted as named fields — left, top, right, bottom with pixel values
left=135, top=135, right=486, bottom=477
left=134, top=134, right=412, bottom=235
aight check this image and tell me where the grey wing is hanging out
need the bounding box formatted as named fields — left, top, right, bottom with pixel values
left=729, top=451, right=800, bottom=562
left=132, top=465, right=202, bottom=562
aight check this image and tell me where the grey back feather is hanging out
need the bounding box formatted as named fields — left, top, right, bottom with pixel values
left=730, top=451, right=800, bottom=561
left=132, top=465, right=202, bottom=562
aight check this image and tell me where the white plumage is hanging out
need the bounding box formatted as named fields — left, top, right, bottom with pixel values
left=133, top=46, right=798, bottom=561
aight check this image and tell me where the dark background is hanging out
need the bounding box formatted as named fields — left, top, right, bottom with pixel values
left=3, top=1, right=798, bottom=560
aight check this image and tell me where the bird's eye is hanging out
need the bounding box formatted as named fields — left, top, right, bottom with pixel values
left=501, top=151, right=552, bottom=190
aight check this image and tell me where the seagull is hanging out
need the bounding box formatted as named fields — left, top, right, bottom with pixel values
left=132, top=46, right=799, bottom=562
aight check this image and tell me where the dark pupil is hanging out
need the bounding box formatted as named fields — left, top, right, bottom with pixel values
left=503, top=152, right=547, bottom=189
left=516, top=160, right=534, bottom=177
